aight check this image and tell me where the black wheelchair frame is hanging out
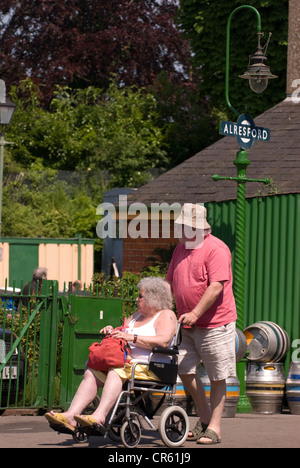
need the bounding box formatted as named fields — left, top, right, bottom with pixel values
left=56, top=322, right=190, bottom=448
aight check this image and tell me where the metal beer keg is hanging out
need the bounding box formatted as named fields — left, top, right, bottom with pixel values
left=235, top=328, right=248, bottom=362
left=246, top=362, right=285, bottom=414
left=243, top=321, right=290, bottom=363
left=286, top=362, right=300, bottom=415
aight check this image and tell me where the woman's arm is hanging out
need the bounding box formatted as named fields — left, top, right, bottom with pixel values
left=110, top=310, right=177, bottom=350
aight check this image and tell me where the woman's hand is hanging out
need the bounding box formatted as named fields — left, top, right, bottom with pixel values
left=110, top=329, right=131, bottom=341
left=100, top=325, right=114, bottom=335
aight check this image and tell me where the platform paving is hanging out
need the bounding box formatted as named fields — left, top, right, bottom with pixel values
left=0, top=412, right=299, bottom=450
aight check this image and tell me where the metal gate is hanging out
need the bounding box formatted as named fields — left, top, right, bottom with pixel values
left=59, top=293, right=124, bottom=409
left=0, top=280, right=54, bottom=412
left=0, top=280, right=128, bottom=412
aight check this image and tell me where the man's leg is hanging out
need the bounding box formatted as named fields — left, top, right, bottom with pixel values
left=180, top=373, right=211, bottom=429
left=198, top=378, right=226, bottom=443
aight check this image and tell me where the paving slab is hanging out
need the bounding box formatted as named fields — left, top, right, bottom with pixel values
left=0, top=413, right=299, bottom=450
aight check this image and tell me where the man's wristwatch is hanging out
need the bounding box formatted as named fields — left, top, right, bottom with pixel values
left=133, top=334, right=138, bottom=343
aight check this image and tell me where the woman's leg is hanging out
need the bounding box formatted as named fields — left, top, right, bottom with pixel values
left=89, top=369, right=124, bottom=426
left=50, top=369, right=102, bottom=427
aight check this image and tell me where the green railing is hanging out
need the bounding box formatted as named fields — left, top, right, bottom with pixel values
left=0, top=279, right=137, bottom=412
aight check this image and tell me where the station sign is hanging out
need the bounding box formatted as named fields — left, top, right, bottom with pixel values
left=220, top=113, right=270, bottom=149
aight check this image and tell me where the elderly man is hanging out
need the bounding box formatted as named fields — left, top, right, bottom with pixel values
left=21, top=267, right=48, bottom=307
left=166, top=203, right=237, bottom=445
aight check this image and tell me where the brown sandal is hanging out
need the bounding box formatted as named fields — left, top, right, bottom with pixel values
left=197, top=428, right=221, bottom=445
left=187, top=420, right=208, bottom=441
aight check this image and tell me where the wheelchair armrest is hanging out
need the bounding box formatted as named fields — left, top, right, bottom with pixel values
left=151, top=346, right=179, bottom=356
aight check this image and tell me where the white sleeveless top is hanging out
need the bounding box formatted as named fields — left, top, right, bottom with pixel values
left=125, top=312, right=162, bottom=363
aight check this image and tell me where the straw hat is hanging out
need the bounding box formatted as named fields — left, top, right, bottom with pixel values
left=175, top=203, right=211, bottom=230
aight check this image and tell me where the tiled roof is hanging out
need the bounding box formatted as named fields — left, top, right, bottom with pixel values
left=126, top=98, right=300, bottom=205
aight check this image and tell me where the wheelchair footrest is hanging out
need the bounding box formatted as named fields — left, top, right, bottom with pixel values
left=49, top=422, right=75, bottom=435
left=80, top=423, right=107, bottom=437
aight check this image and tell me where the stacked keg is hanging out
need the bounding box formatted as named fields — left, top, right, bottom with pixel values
left=286, top=362, right=300, bottom=415
left=243, top=321, right=290, bottom=414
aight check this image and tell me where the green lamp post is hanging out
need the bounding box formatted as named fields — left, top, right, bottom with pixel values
left=212, top=5, right=277, bottom=412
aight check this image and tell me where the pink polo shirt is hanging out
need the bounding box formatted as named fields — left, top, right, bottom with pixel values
left=166, top=234, right=237, bottom=328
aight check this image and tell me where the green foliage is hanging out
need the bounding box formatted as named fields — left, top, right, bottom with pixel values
left=145, top=245, right=177, bottom=274
left=177, top=0, right=288, bottom=118
left=92, top=267, right=164, bottom=318
left=0, top=303, right=41, bottom=370
left=7, top=79, right=167, bottom=187
left=151, top=71, right=220, bottom=167
left=2, top=162, right=101, bottom=240
left=1, top=78, right=171, bottom=240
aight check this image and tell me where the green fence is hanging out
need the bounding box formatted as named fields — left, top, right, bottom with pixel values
left=0, top=281, right=54, bottom=412
left=0, top=280, right=136, bottom=413
left=206, top=193, right=300, bottom=361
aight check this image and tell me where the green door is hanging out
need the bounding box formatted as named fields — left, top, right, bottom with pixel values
left=9, top=242, right=39, bottom=289
left=60, top=295, right=124, bottom=408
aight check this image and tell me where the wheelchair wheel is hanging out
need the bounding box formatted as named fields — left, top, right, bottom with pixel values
left=72, top=395, right=101, bottom=443
left=158, top=406, right=189, bottom=447
left=120, top=420, right=141, bottom=448
left=84, top=395, right=101, bottom=414
left=72, top=426, right=89, bottom=444
left=106, top=407, right=124, bottom=442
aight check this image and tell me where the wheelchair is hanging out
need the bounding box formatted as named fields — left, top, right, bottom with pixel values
left=73, top=322, right=190, bottom=448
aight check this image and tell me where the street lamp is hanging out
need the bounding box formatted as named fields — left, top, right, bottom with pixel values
left=0, top=96, right=16, bottom=125
left=225, top=5, right=277, bottom=117
left=0, top=80, right=16, bottom=251
left=212, top=5, right=277, bottom=413
left=217, top=5, right=277, bottom=328
left=239, top=31, right=277, bottom=94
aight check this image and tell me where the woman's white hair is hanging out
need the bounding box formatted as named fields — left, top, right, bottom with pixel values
left=137, top=277, right=173, bottom=311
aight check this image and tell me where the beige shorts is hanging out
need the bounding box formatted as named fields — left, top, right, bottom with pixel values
left=178, top=322, right=237, bottom=381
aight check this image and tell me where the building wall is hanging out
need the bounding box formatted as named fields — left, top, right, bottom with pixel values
left=0, top=242, right=9, bottom=284
left=286, top=0, right=300, bottom=95
left=0, top=238, right=94, bottom=291
left=122, top=219, right=178, bottom=273
left=39, top=242, right=94, bottom=290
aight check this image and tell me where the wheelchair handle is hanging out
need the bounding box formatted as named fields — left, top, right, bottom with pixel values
left=173, top=321, right=182, bottom=347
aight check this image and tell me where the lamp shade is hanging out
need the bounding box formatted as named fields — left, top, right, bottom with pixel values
left=0, top=97, right=16, bottom=125
left=239, top=61, right=277, bottom=94
left=239, top=39, right=277, bottom=94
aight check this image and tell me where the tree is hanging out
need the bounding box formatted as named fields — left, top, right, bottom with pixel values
left=2, top=161, right=100, bottom=239
left=7, top=78, right=167, bottom=187
left=0, top=0, right=193, bottom=103
left=151, top=71, right=220, bottom=167
left=177, top=0, right=288, bottom=118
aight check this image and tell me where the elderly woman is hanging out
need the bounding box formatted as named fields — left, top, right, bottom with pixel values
left=45, top=277, right=177, bottom=434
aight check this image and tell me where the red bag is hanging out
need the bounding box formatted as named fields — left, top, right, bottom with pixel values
left=87, top=332, right=130, bottom=372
